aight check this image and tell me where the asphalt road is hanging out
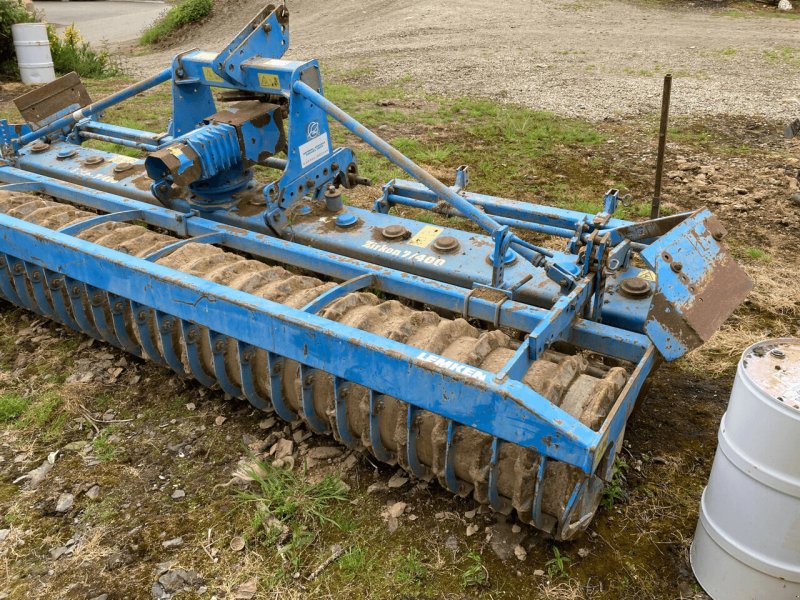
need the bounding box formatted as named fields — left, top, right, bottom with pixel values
left=33, top=1, right=167, bottom=45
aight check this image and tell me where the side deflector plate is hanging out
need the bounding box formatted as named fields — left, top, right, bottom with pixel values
left=639, top=209, right=752, bottom=361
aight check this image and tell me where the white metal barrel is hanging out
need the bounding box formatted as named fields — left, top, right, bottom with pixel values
left=691, top=338, right=800, bottom=599
left=11, top=23, right=56, bottom=85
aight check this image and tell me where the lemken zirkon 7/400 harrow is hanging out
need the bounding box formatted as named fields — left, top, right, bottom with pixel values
left=0, top=5, right=751, bottom=539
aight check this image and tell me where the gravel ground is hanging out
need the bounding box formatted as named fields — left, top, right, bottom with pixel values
left=125, top=0, right=800, bottom=121
left=34, top=0, right=168, bottom=46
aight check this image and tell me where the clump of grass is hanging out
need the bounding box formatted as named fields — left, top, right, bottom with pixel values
left=236, top=457, right=349, bottom=568
left=140, top=0, right=213, bottom=46
left=48, top=24, right=121, bottom=78
left=744, top=247, right=771, bottom=261
left=602, top=456, right=629, bottom=510
left=92, top=429, right=118, bottom=462
left=395, top=548, right=428, bottom=586
left=1, top=391, right=68, bottom=442
left=0, top=393, right=27, bottom=422
left=339, top=545, right=371, bottom=580
left=16, top=392, right=60, bottom=427
left=763, top=47, right=800, bottom=67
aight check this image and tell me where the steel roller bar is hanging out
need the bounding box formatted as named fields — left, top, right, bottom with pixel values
left=0, top=209, right=614, bottom=473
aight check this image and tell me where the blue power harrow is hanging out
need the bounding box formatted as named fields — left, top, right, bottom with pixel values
left=0, top=5, right=751, bottom=539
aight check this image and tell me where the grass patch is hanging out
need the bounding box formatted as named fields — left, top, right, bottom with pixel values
left=763, top=47, right=800, bottom=68
left=0, top=393, right=27, bottom=423
left=719, top=9, right=800, bottom=20
left=17, top=392, right=61, bottom=428
left=236, top=457, right=349, bottom=569
left=140, top=0, right=213, bottom=45
left=744, top=247, right=771, bottom=261
left=91, top=429, right=118, bottom=462
left=326, top=81, right=606, bottom=208
left=338, top=545, right=372, bottom=580
left=602, top=456, right=629, bottom=510
left=0, top=391, right=69, bottom=442
left=394, top=548, right=428, bottom=587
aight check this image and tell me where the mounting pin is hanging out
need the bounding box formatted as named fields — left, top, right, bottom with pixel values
left=324, top=185, right=343, bottom=212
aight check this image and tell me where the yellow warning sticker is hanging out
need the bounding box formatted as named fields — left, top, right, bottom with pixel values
left=202, top=67, right=224, bottom=83
left=258, top=73, right=281, bottom=89
left=408, top=225, right=444, bottom=248
left=168, top=147, right=185, bottom=159
left=637, top=270, right=656, bottom=281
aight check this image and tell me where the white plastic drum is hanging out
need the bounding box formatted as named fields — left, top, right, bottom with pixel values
left=11, top=23, right=56, bottom=85
left=691, top=338, right=800, bottom=600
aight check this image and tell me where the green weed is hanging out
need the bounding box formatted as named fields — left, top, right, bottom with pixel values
left=763, top=47, right=800, bottom=67
left=602, top=456, right=629, bottom=510
left=462, top=551, right=488, bottom=588
left=140, top=0, right=213, bottom=45
left=545, top=547, right=571, bottom=579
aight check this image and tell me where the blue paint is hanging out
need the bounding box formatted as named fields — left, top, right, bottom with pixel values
left=0, top=3, right=751, bottom=534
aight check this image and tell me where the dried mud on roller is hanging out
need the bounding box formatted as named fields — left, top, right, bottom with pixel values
left=0, top=191, right=633, bottom=539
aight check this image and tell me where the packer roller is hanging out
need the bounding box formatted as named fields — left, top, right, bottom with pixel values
left=0, top=4, right=751, bottom=540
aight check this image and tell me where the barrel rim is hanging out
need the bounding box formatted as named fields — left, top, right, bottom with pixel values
left=739, top=337, right=800, bottom=413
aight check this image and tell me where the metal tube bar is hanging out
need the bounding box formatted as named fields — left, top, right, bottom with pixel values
left=77, top=131, right=160, bottom=153
left=389, top=179, right=632, bottom=230
left=263, top=157, right=287, bottom=170
left=386, top=193, right=577, bottom=239
left=79, top=121, right=170, bottom=145
left=17, top=69, right=173, bottom=148
left=293, top=81, right=546, bottom=267
left=651, top=74, right=672, bottom=220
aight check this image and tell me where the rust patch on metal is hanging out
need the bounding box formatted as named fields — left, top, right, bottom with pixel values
left=682, top=253, right=752, bottom=342
left=112, top=164, right=145, bottom=181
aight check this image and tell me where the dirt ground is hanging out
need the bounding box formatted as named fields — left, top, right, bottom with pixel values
left=125, top=0, right=800, bottom=120
left=1, top=1, right=800, bottom=599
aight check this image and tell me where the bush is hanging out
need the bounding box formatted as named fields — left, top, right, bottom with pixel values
left=0, top=0, right=36, bottom=77
left=48, top=24, right=121, bottom=79
left=140, top=0, right=213, bottom=45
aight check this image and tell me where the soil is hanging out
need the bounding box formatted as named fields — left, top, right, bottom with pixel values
left=123, top=0, right=800, bottom=121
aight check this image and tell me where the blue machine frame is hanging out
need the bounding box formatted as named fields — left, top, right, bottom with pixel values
left=0, top=4, right=751, bottom=538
